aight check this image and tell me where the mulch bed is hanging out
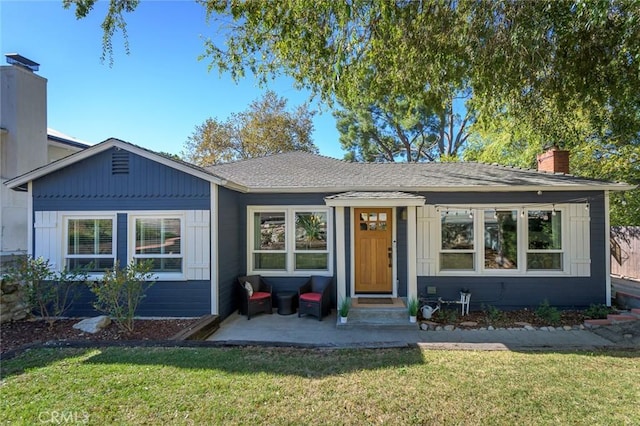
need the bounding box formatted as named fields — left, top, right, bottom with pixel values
left=431, top=309, right=587, bottom=328
left=1, top=318, right=198, bottom=355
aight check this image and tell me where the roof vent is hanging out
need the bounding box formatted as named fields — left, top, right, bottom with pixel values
left=112, top=151, right=130, bottom=175
left=5, top=53, right=39, bottom=72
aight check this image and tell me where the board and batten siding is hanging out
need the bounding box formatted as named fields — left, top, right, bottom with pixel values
left=30, top=147, right=214, bottom=317
left=32, top=147, right=210, bottom=211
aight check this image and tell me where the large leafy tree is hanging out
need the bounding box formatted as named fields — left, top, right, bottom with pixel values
left=182, top=91, right=317, bottom=166
left=65, top=1, right=639, bottom=148
left=337, top=93, right=472, bottom=162
left=464, top=103, right=640, bottom=225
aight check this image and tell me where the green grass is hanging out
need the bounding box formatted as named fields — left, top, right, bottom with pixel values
left=1, top=347, right=638, bottom=425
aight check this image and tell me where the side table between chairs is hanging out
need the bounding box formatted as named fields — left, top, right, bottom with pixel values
left=276, top=291, right=297, bottom=315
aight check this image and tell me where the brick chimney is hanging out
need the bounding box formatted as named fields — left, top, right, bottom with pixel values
left=537, top=146, right=570, bottom=174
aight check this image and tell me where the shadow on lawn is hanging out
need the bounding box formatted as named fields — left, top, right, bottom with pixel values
left=81, top=346, right=429, bottom=378
left=2, top=345, right=638, bottom=381
left=0, top=347, right=95, bottom=379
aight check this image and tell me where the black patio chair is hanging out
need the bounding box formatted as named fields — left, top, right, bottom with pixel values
left=237, top=275, right=273, bottom=320
left=298, top=275, right=331, bottom=321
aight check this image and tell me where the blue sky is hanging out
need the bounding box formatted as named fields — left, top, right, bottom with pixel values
left=0, top=0, right=344, bottom=158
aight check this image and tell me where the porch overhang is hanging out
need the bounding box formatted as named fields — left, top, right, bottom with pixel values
left=324, top=191, right=426, bottom=207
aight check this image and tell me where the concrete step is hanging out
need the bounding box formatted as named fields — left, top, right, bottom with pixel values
left=631, top=308, right=640, bottom=316
left=337, top=306, right=417, bottom=330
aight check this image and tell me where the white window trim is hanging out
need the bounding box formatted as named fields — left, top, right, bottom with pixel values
left=247, top=205, right=333, bottom=276
left=128, top=211, right=186, bottom=281
left=436, top=204, right=571, bottom=277
left=62, top=212, right=118, bottom=280
left=525, top=207, right=566, bottom=272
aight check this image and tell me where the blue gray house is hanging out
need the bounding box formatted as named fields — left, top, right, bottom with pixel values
left=5, top=138, right=634, bottom=319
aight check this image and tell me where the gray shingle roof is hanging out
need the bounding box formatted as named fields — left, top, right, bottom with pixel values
left=208, top=151, right=631, bottom=192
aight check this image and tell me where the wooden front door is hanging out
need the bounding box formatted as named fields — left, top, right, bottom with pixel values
left=354, top=208, right=393, bottom=293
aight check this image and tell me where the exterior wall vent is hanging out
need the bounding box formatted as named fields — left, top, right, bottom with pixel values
left=111, top=151, right=130, bottom=174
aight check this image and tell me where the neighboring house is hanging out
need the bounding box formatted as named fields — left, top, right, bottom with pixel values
left=4, top=139, right=634, bottom=318
left=1, top=54, right=89, bottom=263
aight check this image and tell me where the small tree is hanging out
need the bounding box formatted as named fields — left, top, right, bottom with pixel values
left=4, top=256, right=87, bottom=328
left=89, top=260, right=156, bottom=332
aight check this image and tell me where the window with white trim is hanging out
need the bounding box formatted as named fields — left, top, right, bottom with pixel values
left=249, top=207, right=331, bottom=274
left=132, top=216, right=183, bottom=273
left=436, top=205, right=569, bottom=274
left=65, top=217, right=115, bottom=271
left=484, top=209, right=518, bottom=270
left=527, top=210, right=563, bottom=270
left=440, top=209, right=475, bottom=270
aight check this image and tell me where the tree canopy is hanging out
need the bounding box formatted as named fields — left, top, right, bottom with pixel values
left=66, top=1, right=639, bottom=144
left=181, top=91, right=317, bottom=166
left=337, top=93, right=472, bottom=162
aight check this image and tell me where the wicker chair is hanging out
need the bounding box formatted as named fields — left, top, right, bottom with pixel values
left=298, top=276, right=332, bottom=321
left=237, top=275, right=272, bottom=320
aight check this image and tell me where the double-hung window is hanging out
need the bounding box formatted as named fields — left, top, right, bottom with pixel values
left=527, top=210, right=563, bottom=271
left=250, top=207, right=331, bottom=274
left=132, top=216, right=183, bottom=274
left=65, top=217, right=115, bottom=272
left=440, top=210, right=475, bottom=271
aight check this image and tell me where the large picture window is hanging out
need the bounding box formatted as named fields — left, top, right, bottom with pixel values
left=436, top=205, right=569, bottom=274
left=66, top=218, right=115, bottom=271
left=250, top=207, right=331, bottom=274
left=484, top=210, right=518, bottom=270
left=133, top=217, right=183, bottom=273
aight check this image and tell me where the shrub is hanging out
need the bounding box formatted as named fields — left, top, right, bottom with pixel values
left=89, top=260, right=156, bottom=332
left=434, top=308, right=458, bottom=324
left=584, top=303, right=614, bottom=319
left=535, top=299, right=561, bottom=325
left=4, top=256, right=86, bottom=327
left=482, top=304, right=504, bottom=324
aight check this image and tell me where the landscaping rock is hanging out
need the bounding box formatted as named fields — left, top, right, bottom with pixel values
left=444, top=325, right=455, bottom=331
left=460, top=321, right=478, bottom=327
left=420, top=323, right=429, bottom=331
left=515, top=322, right=531, bottom=327
left=73, top=316, right=111, bottom=334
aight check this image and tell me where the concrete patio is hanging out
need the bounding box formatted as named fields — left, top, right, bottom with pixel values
left=208, top=310, right=623, bottom=351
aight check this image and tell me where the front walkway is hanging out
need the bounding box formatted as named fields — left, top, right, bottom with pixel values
left=209, top=311, right=622, bottom=351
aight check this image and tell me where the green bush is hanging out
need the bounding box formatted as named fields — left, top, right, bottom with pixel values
left=535, top=299, right=561, bottom=325
left=482, top=304, right=504, bottom=324
left=434, top=308, right=458, bottom=324
left=89, top=260, right=156, bottom=332
left=4, top=256, right=87, bottom=327
left=584, top=303, right=614, bottom=319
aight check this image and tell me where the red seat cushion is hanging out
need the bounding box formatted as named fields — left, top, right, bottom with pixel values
left=300, top=292, right=322, bottom=303
left=250, top=292, right=271, bottom=301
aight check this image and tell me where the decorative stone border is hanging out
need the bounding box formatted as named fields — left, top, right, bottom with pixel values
left=419, top=321, right=587, bottom=332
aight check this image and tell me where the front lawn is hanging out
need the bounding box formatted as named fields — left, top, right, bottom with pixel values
left=1, top=347, right=638, bottom=424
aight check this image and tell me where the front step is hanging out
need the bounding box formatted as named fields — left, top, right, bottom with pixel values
left=337, top=299, right=417, bottom=330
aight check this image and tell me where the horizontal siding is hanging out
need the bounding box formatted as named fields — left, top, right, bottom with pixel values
left=414, top=192, right=607, bottom=308
left=33, top=147, right=210, bottom=211
left=65, top=281, right=211, bottom=318
left=418, top=276, right=604, bottom=310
